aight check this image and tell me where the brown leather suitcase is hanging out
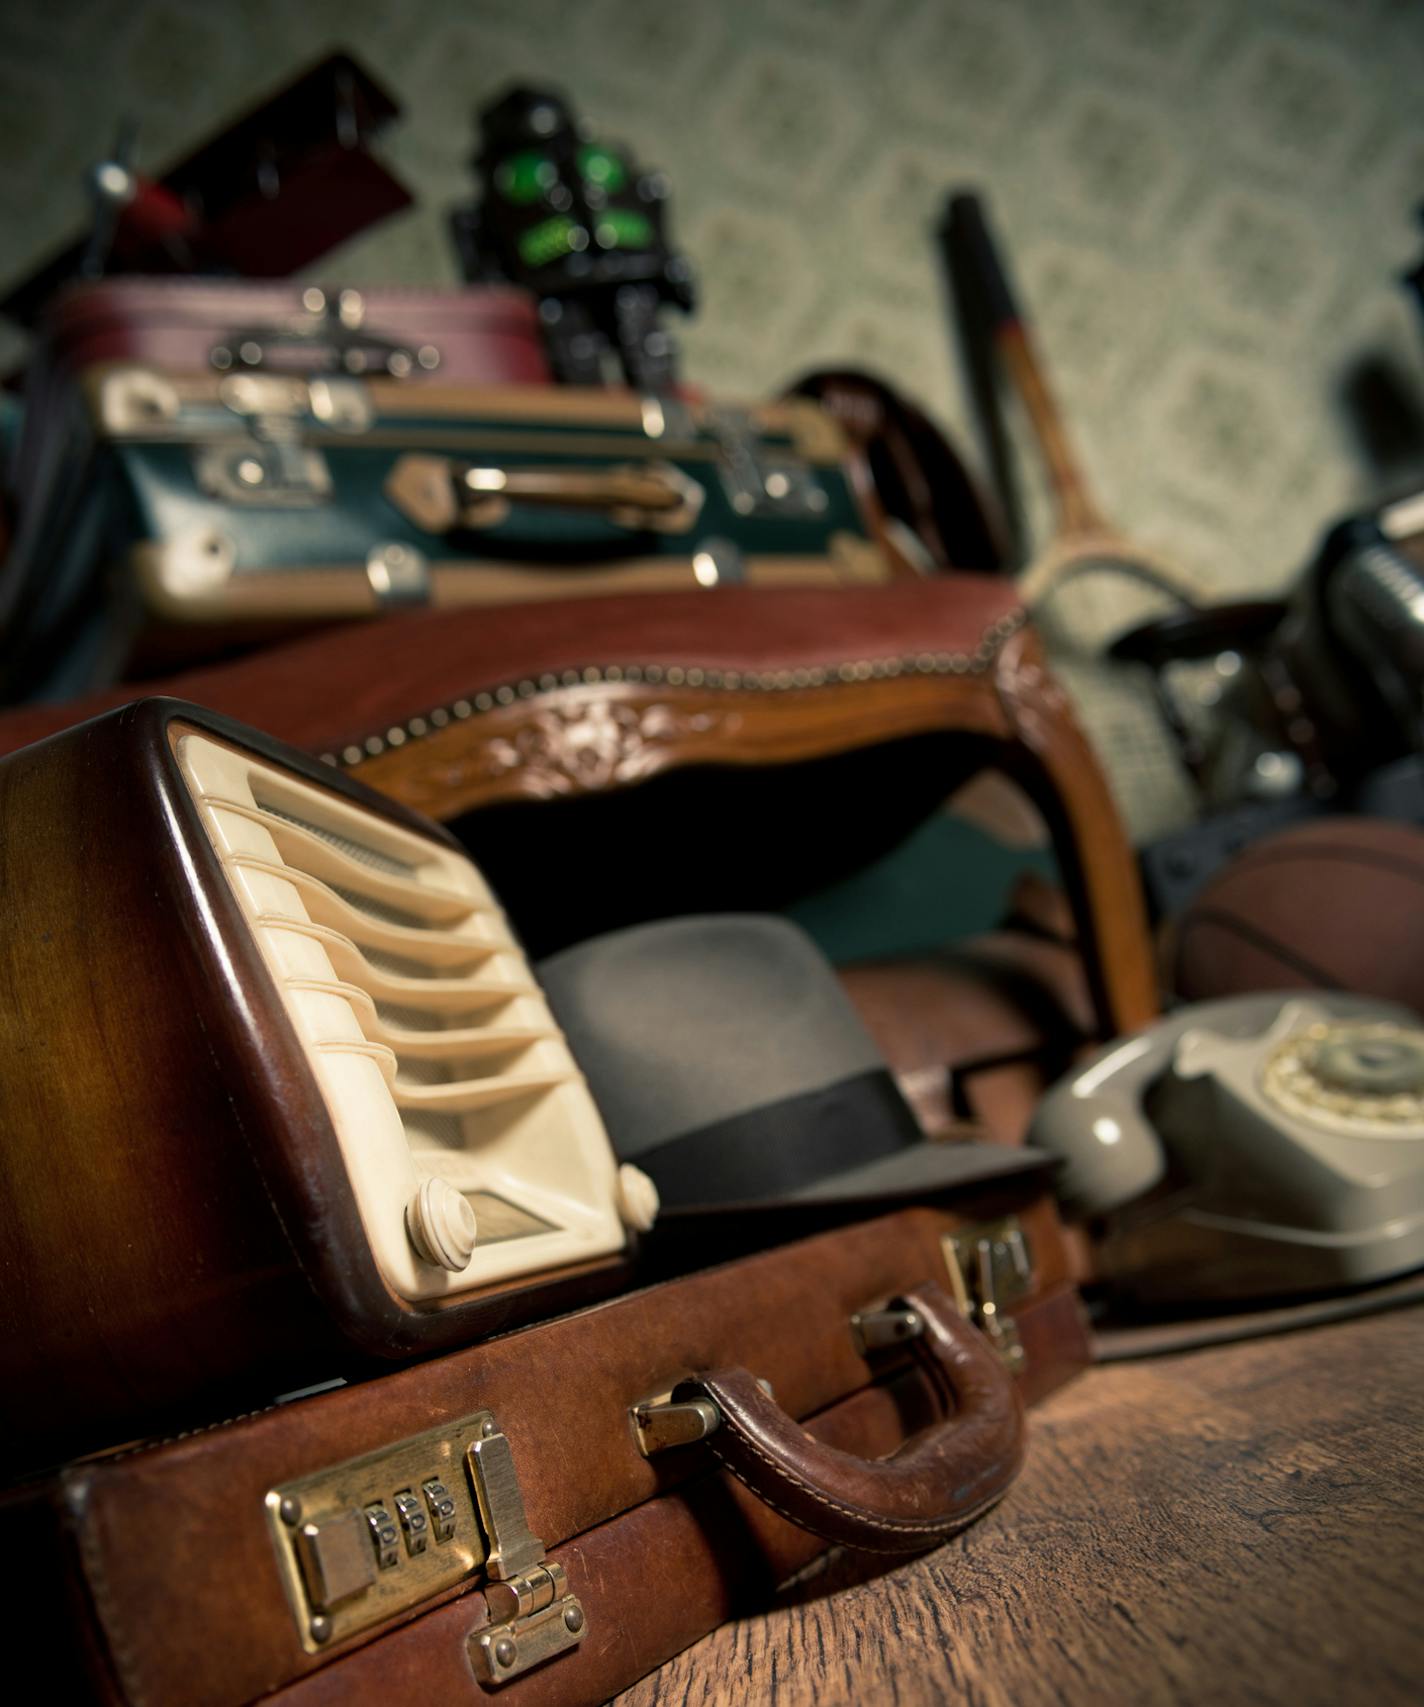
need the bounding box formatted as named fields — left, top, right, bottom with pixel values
left=9, top=1199, right=1088, bottom=1707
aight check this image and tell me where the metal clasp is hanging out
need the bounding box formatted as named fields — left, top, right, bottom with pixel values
left=465, top=1420, right=587, bottom=1685
left=707, top=406, right=829, bottom=519
left=943, top=1217, right=1035, bottom=1373
left=631, top=1377, right=773, bottom=1458
left=210, top=287, right=439, bottom=382
left=366, top=542, right=432, bottom=607
left=850, top=1305, right=924, bottom=1355
left=630, top=1395, right=720, bottom=1455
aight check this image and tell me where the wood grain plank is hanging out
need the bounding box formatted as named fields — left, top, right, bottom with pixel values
left=614, top=1308, right=1424, bottom=1707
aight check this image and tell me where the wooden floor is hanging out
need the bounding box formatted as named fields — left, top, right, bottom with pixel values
left=615, top=1306, right=1424, bottom=1707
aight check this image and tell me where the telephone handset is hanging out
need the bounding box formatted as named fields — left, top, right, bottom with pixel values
left=1029, top=993, right=1424, bottom=1304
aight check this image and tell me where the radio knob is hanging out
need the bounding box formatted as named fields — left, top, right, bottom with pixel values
left=616, top=1163, right=660, bottom=1233
left=406, top=1177, right=477, bottom=1271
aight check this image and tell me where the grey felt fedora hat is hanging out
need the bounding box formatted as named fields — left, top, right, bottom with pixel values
left=536, top=914, right=1048, bottom=1216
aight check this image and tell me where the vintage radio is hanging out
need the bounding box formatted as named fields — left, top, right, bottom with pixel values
left=0, top=698, right=656, bottom=1467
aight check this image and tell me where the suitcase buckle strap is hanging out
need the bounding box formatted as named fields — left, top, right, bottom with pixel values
left=466, top=1421, right=589, bottom=1684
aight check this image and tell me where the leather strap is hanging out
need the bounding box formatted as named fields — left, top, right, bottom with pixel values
left=673, top=1281, right=1023, bottom=1553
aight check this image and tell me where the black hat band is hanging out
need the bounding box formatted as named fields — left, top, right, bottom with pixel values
left=634, top=1067, right=923, bottom=1207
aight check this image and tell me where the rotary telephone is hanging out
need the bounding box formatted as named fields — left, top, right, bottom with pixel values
left=1028, top=993, right=1424, bottom=1305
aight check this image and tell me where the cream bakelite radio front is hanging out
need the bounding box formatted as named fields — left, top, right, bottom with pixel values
left=177, top=730, right=657, bottom=1301
left=0, top=699, right=659, bottom=1469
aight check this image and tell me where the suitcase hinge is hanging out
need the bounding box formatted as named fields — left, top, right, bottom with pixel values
left=942, top=1217, right=1035, bottom=1373
left=465, top=1420, right=587, bottom=1685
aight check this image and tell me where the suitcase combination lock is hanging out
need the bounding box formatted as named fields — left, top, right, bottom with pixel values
left=266, top=1408, right=586, bottom=1683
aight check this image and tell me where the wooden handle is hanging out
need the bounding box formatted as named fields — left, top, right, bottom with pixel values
left=945, top=192, right=1105, bottom=536
left=675, top=1282, right=1024, bottom=1553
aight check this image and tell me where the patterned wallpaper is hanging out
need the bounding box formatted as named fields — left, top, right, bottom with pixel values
left=2, top=0, right=1422, bottom=836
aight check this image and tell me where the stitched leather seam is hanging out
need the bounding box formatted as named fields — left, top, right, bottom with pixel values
left=707, top=1413, right=1019, bottom=1541
left=325, top=610, right=1030, bottom=767
left=72, top=1492, right=153, bottom=1707
left=709, top=1449, right=1014, bottom=1556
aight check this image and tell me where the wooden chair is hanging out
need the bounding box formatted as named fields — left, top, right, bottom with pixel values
left=0, top=579, right=1157, bottom=1043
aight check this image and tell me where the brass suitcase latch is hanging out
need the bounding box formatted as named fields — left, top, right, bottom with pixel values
left=466, top=1423, right=587, bottom=1684
left=943, top=1216, right=1035, bottom=1372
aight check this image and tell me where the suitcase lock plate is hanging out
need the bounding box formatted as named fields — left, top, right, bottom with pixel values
left=265, top=1408, right=586, bottom=1680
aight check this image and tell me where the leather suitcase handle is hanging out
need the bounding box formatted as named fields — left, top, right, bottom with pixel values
left=673, top=1282, right=1024, bottom=1554
left=460, top=463, right=689, bottom=517
left=383, top=453, right=703, bottom=538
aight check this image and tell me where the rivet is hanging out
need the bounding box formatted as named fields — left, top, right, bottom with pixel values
left=495, top=686, right=515, bottom=705
left=494, top=1635, right=517, bottom=1667
left=408, top=717, right=428, bottom=737
left=564, top=1604, right=585, bottom=1634
left=364, top=736, right=385, bottom=757
left=481, top=1416, right=498, bottom=1438
left=453, top=699, right=473, bottom=719
left=430, top=707, right=450, bottom=728
left=342, top=745, right=364, bottom=765
left=474, top=693, right=493, bottom=713
left=278, top=1495, right=302, bottom=1525
left=310, top=1616, right=332, bottom=1644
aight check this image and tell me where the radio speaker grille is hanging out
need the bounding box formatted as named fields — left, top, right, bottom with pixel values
left=177, top=730, right=627, bottom=1301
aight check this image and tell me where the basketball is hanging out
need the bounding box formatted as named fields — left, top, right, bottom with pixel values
left=1170, top=817, right=1424, bottom=1014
